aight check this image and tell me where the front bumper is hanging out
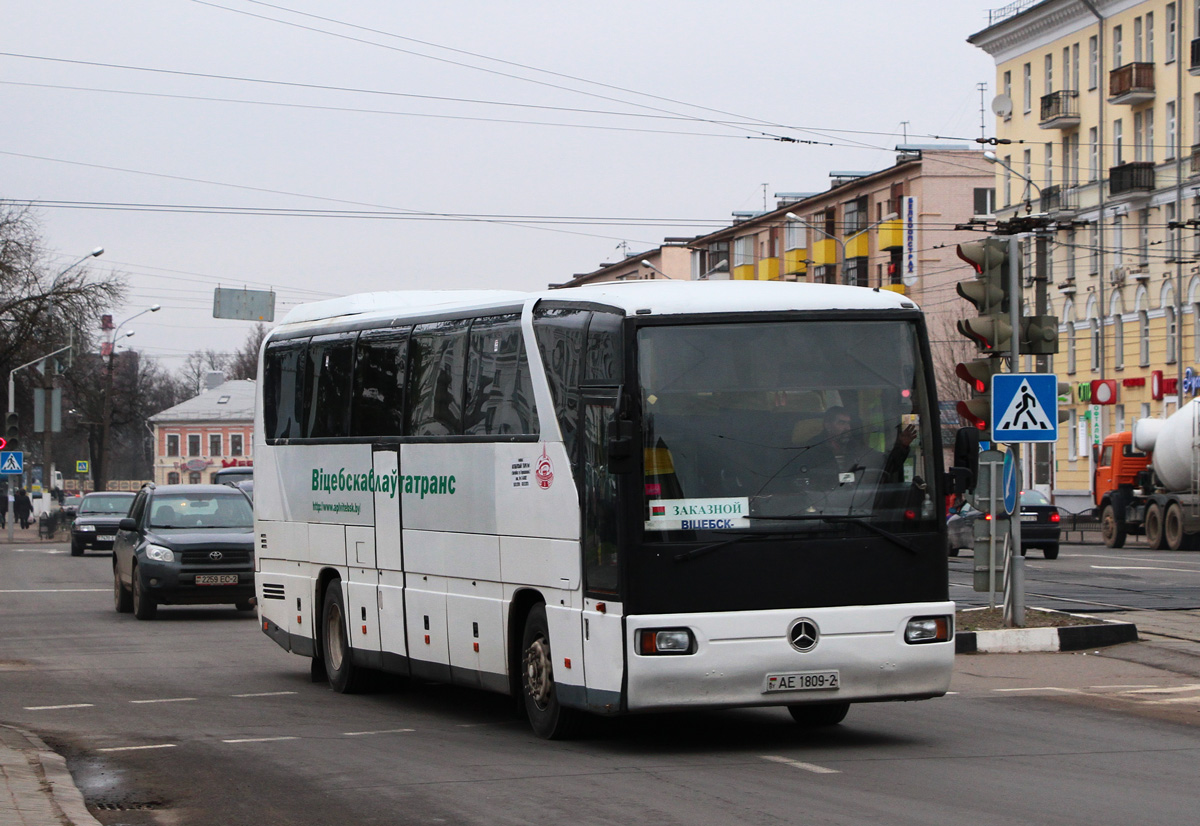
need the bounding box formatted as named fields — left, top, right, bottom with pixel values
left=137, top=560, right=255, bottom=605
left=624, top=603, right=955, bottom=712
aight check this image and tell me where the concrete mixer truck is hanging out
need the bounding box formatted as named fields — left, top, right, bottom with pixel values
left=1094, top=398, right=1200, bottom=550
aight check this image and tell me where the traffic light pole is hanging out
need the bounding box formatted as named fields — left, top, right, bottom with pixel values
left=1005, top=234, right=1025, bottom=627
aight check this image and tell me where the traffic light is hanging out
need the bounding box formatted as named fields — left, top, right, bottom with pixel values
left=955, top=358, right=1001, bottom=442
left=4, top=412, right=17, bottom=451
left=956, top=239, right=1013, bottom=353
left=1021, top=315, right=1060, bottom=355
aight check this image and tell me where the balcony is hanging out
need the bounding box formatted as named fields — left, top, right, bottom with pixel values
left=1039, top=90, right=1080, bottom=129
left=1040, top=184, right=1078, bottom=215
left=1108, top=62, right=1155, bottom=105
left=1109, top=161, right=1155, bottom=197
left=1191, top=38, right=1200, bottom=75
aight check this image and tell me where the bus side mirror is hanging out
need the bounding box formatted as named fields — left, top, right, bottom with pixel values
left=607, top=420, right=636, bottom=474
left=952, top=426, right=980, bottom=493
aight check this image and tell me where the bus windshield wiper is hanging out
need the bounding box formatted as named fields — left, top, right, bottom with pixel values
left=672, top=529, right=810, bottom=563
left=745, top=514, right=920, bottom=555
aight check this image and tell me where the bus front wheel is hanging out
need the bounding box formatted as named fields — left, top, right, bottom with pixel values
left=321, top=583, right=366, bottom=694
left=521, top=603, right=581, bottom=740
left=788, top=702, right=850, bottom=728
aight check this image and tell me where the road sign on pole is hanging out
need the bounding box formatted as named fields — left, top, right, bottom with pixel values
left=1, top=451, right=24, bottom=475
left=992, top=373, right=1059, bottom=443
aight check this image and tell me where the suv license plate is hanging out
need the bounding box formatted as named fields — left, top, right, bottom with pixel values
left=195, top=574, right=239, bottom=585
left=764, top=671, right=840, bottom=693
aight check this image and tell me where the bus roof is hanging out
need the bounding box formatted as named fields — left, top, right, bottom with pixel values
left=277, top=281, right=918, bottom=328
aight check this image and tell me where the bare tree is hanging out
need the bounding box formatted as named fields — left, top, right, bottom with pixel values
left=178, top=349, right=232, bottom=396
left=228, top=323, right=268, bottom=380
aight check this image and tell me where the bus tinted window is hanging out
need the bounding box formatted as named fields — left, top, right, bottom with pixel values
left=407, top=320, right=469, bottom=436
left=305, top=334, right=355, bottom=438
left=533, top=308, right=589, bottom=459
left=264, top=340, right=307, bottom=441
left=585, top=311, right=623, bottom=383
left=465, top=315, right=539, bottom=436
left=352, top=329, right=409, bottom=437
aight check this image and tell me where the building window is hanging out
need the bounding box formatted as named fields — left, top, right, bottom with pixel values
left=1113, top=215, right=1125, bottom=266
left=1147, top=12, right=1155, bottom=62
left=844, top=257, right=867, bottom=287
left=1044, top=52, right=1053, bottom=94
left=1090, top=224, right=1100, bottom=275
left=1067, top=322, right=1077, bottom=374
left=1113, top=118, right=1124, bottom=165
left=187, top=434, right=200, bottom=456
left=843, top=196, right=867, bottom=234
left=1134, top=16, right=1143, bottom=62
left=1167, top=101, right=1177, bottom=160
left=1023, top=62, right=1032, bottom=113
left=1139, top=208, right=1150, bottom=265
left=1003, top=70, right=1012, bottom=119
left=166, top=434, right=179, bottom=457
left=1068, top=409, right=1078, bottom=460
left=732, top=235, right=754, bottom=269
left=973, top=188, right=995, bottom=216
left=1134, top=111, right=1144, bottom=162
left=1088, top=35, right=1099, bottom=89
left=1145, top=108, right=1154, bottom=163
left=1003, top=157, right=1013, bottom=206
left=167, top=472, right=179, bottom=485
left=230, top=434, right=244, bottom=456
left=1166, top=3, right=1176, bottom=63
left=1167, top=202, right=1178, bottom=261
left=1166, top=306, right=1179, bottom=364
left=1139, top=310, right=1151, bottom=366
left=1090, top=317, right=1101, bottom=372
left=1114, top=311, right=1125, bottom=369
left=188, top=471, right=202, bottom=484
left=1044, top=142, right=1053, bottom=188
left=1113, top=25, right=1123, bottom=68
left=209, top=434, right=222, bottom=456
left=1088, top=127, right=1099, bottom=180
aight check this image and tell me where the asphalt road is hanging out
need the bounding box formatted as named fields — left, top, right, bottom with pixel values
left=950, top=542, right=1200, bottom=612
left=3, top=541, right=1200, bottom=826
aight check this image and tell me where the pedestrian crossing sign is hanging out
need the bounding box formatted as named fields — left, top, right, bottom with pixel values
left=991, top=373, right=1059, bottom=443
left=0, top=451, right=23, bottom=475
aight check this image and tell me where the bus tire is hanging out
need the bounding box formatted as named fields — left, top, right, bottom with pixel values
left=788, top=702, right=850, bottom=728
left=521, top=603, right=581, bottom=740
left=1165, top=503, right=1187, bottom=551
left=1101, top=504, right=1126, bottom=549
left=1145, top=503, right=1167, bottom=550
left=321, top=582, right=366, bottom=694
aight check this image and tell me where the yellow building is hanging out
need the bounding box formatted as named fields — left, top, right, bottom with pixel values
left=971, top=0, right=1200, bottom=512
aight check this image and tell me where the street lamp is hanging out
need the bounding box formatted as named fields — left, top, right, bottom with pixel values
left=98, top=305, right=160, bottom=492
left=640, top=259, right=669, bottom=279
left=51, top=247, right=104, bottom=287
left=984, top=151, right=1042, bottom=215
left=699, top=260, right=729, bottom=280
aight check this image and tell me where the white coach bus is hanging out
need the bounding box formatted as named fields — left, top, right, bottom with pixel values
left=253, top=281, right=955, bottom=738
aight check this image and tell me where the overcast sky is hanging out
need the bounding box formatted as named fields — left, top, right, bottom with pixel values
left=4, top=1, right=1001, bottom=369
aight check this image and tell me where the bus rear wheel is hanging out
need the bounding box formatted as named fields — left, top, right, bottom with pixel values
left=788, top=702, right=850, bottom=728
left=521, top=603, right=581, bottom=740
left=321, top=582, right=366, bottom=694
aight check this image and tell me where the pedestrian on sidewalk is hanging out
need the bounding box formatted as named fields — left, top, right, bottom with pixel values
left=0, top=481, right=7, bottom=528
left=13, top=488, right=32, bottom=530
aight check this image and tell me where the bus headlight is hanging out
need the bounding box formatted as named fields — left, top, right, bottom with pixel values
left=904, top=616, right=953, bottom=644
left=637, top=628, right=695, bottom=655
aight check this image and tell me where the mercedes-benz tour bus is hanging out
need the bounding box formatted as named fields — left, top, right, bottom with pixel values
left=253, top=281, right=955, bottom=738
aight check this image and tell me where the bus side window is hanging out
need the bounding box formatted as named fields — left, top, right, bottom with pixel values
left=304, top=333, right=356, bottom=438
left=407, top=320, right=469, bottom=436
left=263, top=339, right=308, bottom=441
left=465, top=315, right=539, bottom=436
left=352, top=328, right=409, bottom=437
left=585, top=311, right=623, bottom=383
left=532, top=307, right=590, bottom=459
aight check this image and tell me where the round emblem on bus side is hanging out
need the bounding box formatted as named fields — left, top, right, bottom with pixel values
left=535, top=447, right=554, bottom=489
left=787, top=618, right=819, bottom=652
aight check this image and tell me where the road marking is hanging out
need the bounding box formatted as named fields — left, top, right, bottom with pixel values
left=231, top=691, right=297, bottom=698
left=98, top=744, right=177, bottom=753
left=993, top=687, right=1079, bottom=694
left=761, top=755, right=840, bottom=774
left=1075, top=553, right=1200, bottom=566
left=1089, top=684, right=1157, bottom=690
left=130, top=697, right=196, bottom=704
left=0, top=588, right=109, bottom=593
left=7, top=549, right=67, bottom=554
left=1090, top=565, right=1199, bottom=573
left=24, top=703, right=94, bottom=710
left=1122, top=684, right=1200, bottom=695
left=343, top=728, right=414, bottom=736
left=221, top=736, right=299, bottom=744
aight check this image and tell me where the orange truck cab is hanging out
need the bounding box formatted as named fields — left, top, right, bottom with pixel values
left=1094, top=431, right=1152, bottom=547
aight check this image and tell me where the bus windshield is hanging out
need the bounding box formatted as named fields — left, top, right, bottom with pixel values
left=637, top=319, right=938, bottom=537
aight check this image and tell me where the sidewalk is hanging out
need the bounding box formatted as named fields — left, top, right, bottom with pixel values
left=0, top=726, right=100, bottom=826
left=0, top=523, right=65, bottom=545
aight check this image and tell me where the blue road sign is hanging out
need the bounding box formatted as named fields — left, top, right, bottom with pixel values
left=0, top=451, right=24, bottom=475
left=992, top=373, right=1059, bottom=443
left=1002, top=450, right=1017, bottom=516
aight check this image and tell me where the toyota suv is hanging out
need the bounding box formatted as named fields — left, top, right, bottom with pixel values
left=112, top=483, right=255, bottom=620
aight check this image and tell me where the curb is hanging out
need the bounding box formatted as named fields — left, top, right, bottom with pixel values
left=956, top=621, right=1139, bottom=653
left=1, top=724, right=102, bottom=826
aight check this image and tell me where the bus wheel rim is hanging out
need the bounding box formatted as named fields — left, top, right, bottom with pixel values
left=524, top=636, right=553, bottom=709
left=327, top=602, right=345, bottom=671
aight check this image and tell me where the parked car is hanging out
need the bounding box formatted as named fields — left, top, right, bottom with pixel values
left=61, top=494, right=84, bottom=518
left=112, top=484, right=255, bottom=620
left=946, top=491, right=1062, bottom=560
left=70, top=492, right=136, bottom=556
left=214, top=467, right=253, bottom=487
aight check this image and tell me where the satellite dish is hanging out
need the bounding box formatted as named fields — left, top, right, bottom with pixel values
left=991, top=94, right=1013, bottom=118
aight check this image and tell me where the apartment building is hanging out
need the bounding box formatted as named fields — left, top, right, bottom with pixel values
left=971, top=0, right=1200, bottom=510
left=148, top=377, right=254, bottom=486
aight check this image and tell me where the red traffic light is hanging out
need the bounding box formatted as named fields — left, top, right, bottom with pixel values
left=956, top=399, right=988, bottom=431
left=0, top=437, right=6, bottom=451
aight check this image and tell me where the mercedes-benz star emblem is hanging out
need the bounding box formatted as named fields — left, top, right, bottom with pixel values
left=208, top=551, right=224, bottom=561
left=787, top=618, right=819, bottom=652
